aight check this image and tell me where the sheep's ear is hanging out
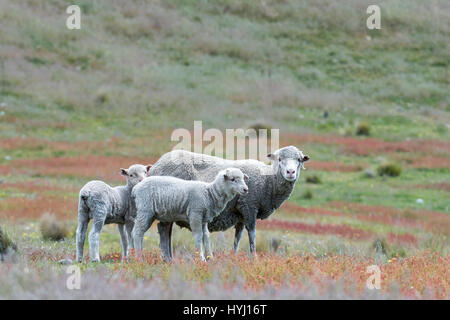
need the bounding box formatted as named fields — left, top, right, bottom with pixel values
left=244, top=174, right=249, bottom=182
left=303, top=155, right=310, bottom=162
left=223, top=169, right=230, bottom=180
left=146, top=165, right=152, bottom=174
left=120, top=168, right=128, bottom=176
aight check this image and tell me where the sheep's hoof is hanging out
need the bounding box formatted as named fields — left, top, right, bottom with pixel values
left=58, top=259, right=73, bottom=265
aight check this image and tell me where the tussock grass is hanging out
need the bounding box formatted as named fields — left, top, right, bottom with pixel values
left=39, top=213, right=70, bottom=241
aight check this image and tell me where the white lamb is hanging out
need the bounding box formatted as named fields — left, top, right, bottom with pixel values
left=76, top=164, right=151, bottom=263
left=131, top=168, right=249, bottom=261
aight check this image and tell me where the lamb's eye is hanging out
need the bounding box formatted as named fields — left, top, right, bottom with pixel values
left=278, top=157, right=282, bottom=162
left=130, top=174, right=133, bottom=177
left=231, top=178, right=235, bottom=182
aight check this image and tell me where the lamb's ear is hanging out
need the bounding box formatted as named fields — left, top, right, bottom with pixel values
left=243, top=174, right=249, bottom=182
left=146, top=165, right=152, bottom=174
left=267, top=151, right=279, bottom=161
left=120, top=168, right=128, bottom=176
left=302, top=155, right=310, bottom=162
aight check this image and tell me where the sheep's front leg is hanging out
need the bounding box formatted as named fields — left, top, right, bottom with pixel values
left=88, top=217, right=105, bottom=262
left=233, top=222, right=244, bottom=252
left=202, top=223, right=212, bottom=260
left=157, top=222, right=173, bottom=262
left=76, top=213, right=89, bottom=263
left=117, top=224, right=127, bottom=261
left=125, top=221, right=134, bottom=257
left=190, top=216, right=205, bottom=262
left=246, top=222, right=257, bottom=258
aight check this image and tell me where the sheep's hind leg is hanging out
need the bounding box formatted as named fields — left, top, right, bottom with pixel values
left=88, top=217, right=105, bottom=262
left=233, top=222, right=244, bottom=253
left=76, top=210, right=89, bottom=263
left=117, top=224, right=127, bottom=261
left=132, top=211, right=155, bottom=258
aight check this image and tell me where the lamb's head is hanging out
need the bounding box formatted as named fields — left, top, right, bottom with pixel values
left=121, top=164, right=152, bottom=186
left=220, top=168, right=249, bottom=196
left=267, top=146, right=310, bottom=182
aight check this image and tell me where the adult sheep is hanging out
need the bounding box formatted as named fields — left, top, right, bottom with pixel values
left=149, top=146, right=309, bottom=261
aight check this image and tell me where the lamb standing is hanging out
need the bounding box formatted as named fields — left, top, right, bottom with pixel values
left=76, top=164, right=151, bottom=262
left=132, top=168, right=249, bottom=261
left=150, top=146, right=309, bottom=261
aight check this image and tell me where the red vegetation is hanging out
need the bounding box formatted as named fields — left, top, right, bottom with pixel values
left=0, top=195, right=76, bottom=220
left=282, top=133, right=450, bottom=156
left=307, top=160, right=362, bottom=172
left=388, top=233, right=417, bottom=245
left=0, top=137, right=116, bottom=152
left=404, top=156, right=450, bottom=169
left=328, top=202, right=450, bottom=235
left=414, top=182, right=450, bottom=192
left=5, top=155, right=158, bottom=182
left=0, top=181, right=77, bottom=193
left=257, top=219, right=372, bottom=240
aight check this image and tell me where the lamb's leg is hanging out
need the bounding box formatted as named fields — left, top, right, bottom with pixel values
left=202, top=223, right=212, bottom=260
left=125, top=221, right=134, bottom=257
left=132, top=210, right=155, bottom=257
left=76, top=207, right=89, bottom=263
left=233, top=222, right=245, bottom=252
left=246, top=223, right=257, bottom=258
left=117, top=224, right=127, bottom=261
left=157, top=222, right=173, bottom=262
left=88, top=217, right=105, bottom=262
left=190, top=218, right=205, bottom=262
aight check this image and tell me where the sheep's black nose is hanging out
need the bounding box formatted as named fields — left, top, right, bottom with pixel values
left=287, top=169, right=295, bottom=175
left=243, top=188, right=248, bottom=193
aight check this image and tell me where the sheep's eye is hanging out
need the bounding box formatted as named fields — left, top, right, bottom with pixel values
left=231, top=178, right=235, bottom=182
left=130, top=174, right=133, bottom=177
left=278, top=157, right=282, bottom=162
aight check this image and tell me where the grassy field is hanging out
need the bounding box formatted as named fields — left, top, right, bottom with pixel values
left=0, top=0, right=449, bottom=299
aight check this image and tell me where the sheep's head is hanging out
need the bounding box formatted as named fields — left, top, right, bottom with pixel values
left=121, top=164, right=152, bottom=186
left=222, top=168, right=249, bottom=196
left=267, top=146, right=309, bottom=182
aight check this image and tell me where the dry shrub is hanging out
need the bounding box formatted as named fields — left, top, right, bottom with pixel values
left=39, top=213, right=69, bottom=241
left=306, top=175, right=322, bottom=184
left=302, top=189, right=314, bottom=199
left=355, top=122, right=371, bottom=136
left=0, top=226, right=16, bottom=256
left=377, top=163, right=402, bottom=177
